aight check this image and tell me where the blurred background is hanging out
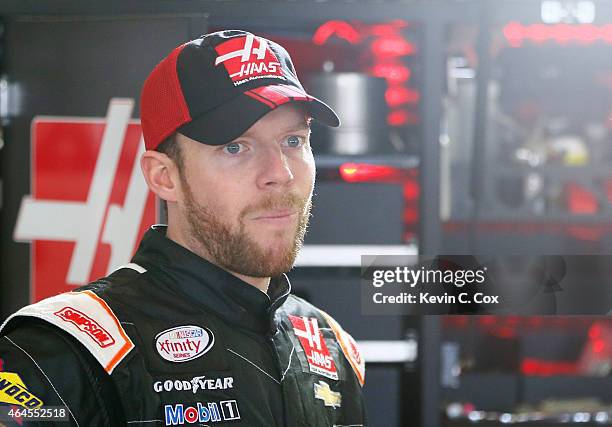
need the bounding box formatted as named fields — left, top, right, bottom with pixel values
left=1, top=0, right=612, bottom=425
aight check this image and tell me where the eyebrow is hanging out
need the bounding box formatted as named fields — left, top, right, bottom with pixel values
left=241, top=121, right=311, bottom=138
left=284, top=122, right=311, bottom=132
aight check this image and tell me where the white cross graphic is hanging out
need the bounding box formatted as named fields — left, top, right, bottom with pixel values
left=293, top=316, right=322, bottom=351
left=214, top=34, right=268, bottom=66
left=13, top=98, right=150, bottom=285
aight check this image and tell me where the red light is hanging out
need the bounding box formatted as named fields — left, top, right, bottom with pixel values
left=551, top=24, right=574, bottom=44
left=385, top=86, right=420, bottom=107
left=503, top=21, right=523, bottom=39
left=503, top=21, right=524, bottom=47
left=478, top=316, right=496, bottom=327
left=602, top=24, right=612, bottom=43
left=371, top=36, right=415, bottom=57
left=387, top=109, right=409, bottom=126
left=463, top=402, right=475, bottom=413
left=369, top=63, right=411, bottom=83
left=577, top=24, right=598, bottom=43
left=589, top=324, right=602, bottom=340
left=594, top=339, right=605, bottom=354
left=522, top=359, right=538, bottom=375
left=313, top=20, right=361, bottom=45
left=389, top=110, right=420, bottom=126
left=403, top=181, right=419, bottom=199
left=567, top=226, right=603, bottom=241
left=339, top=163, right=404, bottom=183
left=494, top=326, right=517, bottom=339
left=503, top=22, right=612, bottom=46
left=521, top=358, right=578, bottom=376
left=567, top=183, right=598, bottom=214
left=367, top=20, right=409, bottom=37
left=403, top=208, right=418, bottom=223
left=324, top=21, right=422, bottom=129
left=528, top=24, right=549, bottom=43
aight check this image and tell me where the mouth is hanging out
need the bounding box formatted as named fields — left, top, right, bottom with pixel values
left=253, top=209, right=298, bottom=229
left=254, top=209, right=298, bottom=220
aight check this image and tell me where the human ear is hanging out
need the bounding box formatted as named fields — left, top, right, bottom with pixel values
left=140, top=150, right=179, bottom=203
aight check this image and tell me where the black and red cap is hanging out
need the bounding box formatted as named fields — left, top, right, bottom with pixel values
left=140, top=29, right=340, bottom=150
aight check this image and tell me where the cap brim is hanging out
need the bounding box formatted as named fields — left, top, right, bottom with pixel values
left=178, top=84, right=340, bottom=146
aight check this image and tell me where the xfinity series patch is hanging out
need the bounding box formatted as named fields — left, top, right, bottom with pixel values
left=165, top=400, right=240, bottom=425
left=0, top=372, right=43, bottom=409
left=288, top=315, right=338, bottom=381
left=155, top=325, right=214, bottom=363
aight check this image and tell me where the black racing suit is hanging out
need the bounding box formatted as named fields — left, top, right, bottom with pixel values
left=0, top=226, right=367, bottom=426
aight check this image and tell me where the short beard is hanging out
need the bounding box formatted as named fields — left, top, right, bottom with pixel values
left=180, top=175, right=311, bottom=278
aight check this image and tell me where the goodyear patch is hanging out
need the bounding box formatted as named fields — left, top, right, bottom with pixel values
left=0, top=372, right=43, bottom=408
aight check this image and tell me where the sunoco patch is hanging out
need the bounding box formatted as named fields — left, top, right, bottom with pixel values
left=0, top=372, right=44, bottom=408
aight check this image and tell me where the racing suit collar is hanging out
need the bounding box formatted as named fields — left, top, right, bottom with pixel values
left=132, top=225, right=291, bottom=335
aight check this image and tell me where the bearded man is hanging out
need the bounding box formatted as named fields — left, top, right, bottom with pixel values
left=0, top=30, right=366, bottom=426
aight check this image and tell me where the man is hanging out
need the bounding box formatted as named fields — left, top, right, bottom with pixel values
left=0, top=30, right=366, bottom=426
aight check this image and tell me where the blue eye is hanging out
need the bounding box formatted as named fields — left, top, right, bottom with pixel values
left=223, top=142, right=242, bottom=154
left=285, top=135, right=302, bottom=148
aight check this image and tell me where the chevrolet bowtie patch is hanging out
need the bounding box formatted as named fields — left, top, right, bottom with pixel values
left=313, top=381, right=341, bottom=409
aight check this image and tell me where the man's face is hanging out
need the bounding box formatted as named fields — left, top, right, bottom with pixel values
left=175, top=103, right=315, bottom=278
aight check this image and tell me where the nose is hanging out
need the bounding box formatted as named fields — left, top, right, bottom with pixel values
left=256, top=145, right=294, bottom=189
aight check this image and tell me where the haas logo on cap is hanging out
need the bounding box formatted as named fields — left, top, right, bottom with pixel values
left=214, top=34, right=285, bottom=86
left=155, top=325, right=214, bottom=363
